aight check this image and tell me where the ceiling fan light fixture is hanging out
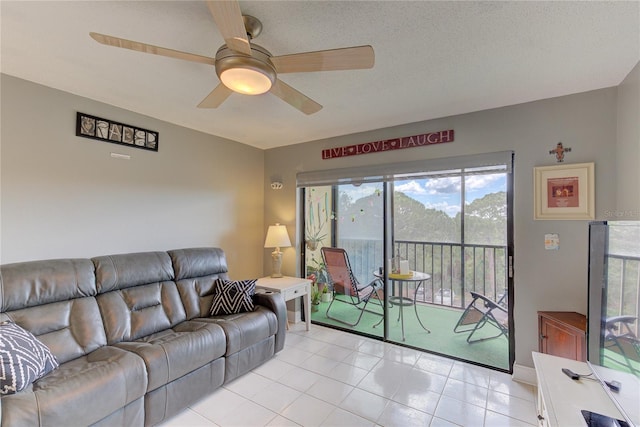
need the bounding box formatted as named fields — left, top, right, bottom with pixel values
left=220, top=67, right=273, bottom=95
left=215, top=44, right=276, bottom=96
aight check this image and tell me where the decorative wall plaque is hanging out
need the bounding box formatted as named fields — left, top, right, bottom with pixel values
left=322, top=129, right=454, bottom=159
left=76, top=112, right=159, bottom=152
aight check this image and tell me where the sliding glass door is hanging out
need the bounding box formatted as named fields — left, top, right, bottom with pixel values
left=304, top=183, right=385, bottom=338
left=388, top=168, right=509, bottom=369
left=300, top=152, right=513, bottom=371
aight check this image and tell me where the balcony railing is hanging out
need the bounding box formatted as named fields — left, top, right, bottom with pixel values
left=335, top=240, right=640, bottom=326
left=606, top=253, right=640, bottom=336
left=337, top=238, right=508, bottom=309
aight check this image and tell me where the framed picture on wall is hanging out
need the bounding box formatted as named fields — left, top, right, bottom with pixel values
left=534, top=162, right=595, bottom=220
left=75, top=112, right=159, bottom=152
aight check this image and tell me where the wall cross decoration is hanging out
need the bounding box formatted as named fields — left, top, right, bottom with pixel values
left=549, top=142, right=571, bottom=162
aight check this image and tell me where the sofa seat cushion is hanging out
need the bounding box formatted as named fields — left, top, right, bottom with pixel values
left=194, top=305, right=278, bottom=356
left=115, top=321, right=226, bottom=393
left=0, top=346, right=147, bottom=426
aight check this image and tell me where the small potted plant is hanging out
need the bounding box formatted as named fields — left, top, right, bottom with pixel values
left=306, top=257, right=328, bottom=286
left=305, top=200, right=330, bottom=251
left=305, top=229, right=327, bottom=251
left=321, top=285, right=332, bottom=303
left=310, top=282, right=322, bottom=312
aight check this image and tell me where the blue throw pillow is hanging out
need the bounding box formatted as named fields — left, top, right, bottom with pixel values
left=210, top=279, right=256, bottom=315
left=0, top=321, right=59, bottom=395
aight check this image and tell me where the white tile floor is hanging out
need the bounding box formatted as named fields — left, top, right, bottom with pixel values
left=160, top=323, right=537, bottom=427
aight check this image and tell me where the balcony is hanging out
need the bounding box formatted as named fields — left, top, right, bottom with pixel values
left=310, top=239, right=640, bottom=371
left=309, top=238, right=511, bottom=370
left=339, top=238, right=508, bottom=309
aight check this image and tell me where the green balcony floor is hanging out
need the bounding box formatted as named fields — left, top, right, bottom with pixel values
left=310, top=299, right=509, bottom=371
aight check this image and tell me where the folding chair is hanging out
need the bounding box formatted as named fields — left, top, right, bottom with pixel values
left=604, top=315, right=640, bottom=373
left=321, top=247, right=384, bottom=327
left=453, top=291, right=509, bottom=343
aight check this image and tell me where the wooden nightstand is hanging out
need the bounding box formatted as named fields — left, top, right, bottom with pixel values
left=256, top=276, right=312, bottom=331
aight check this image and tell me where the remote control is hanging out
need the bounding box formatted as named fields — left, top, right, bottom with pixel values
left=562, top=368, right=580, bottom=380
left=605, top=380, right=621, bottom=392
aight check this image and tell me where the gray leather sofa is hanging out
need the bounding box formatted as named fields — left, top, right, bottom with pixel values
left=0, top=247, right=286, bottom=426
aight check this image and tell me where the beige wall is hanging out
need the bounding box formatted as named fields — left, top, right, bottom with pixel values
left=616, top=61, right=640, bottom=220
left=264, top=87, right=621, bottom=369
left=0, top=75, right=265, bottom=279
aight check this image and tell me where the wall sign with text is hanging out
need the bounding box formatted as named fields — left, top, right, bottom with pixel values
left=76, top=112, right=159, bottom=152
left=322, top=129, right=454, bottom=159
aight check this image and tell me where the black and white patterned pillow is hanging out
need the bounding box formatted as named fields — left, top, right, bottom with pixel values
left=210, top=279, right=257, bottom=316
left=0, top=321, right=59, bottom=395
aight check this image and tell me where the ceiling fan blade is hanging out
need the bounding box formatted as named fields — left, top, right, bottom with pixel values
left=270, top=79, right=322, bottom=115
left=90, top=32, right=215, bottom=66
left=271, top=45, right=374, bottom=74
left=206, top=0, right=252, bottom=56
left=197, top=84, right=233, bottom=108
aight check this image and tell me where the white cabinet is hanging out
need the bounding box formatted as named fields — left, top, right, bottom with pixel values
left=532, top=352, right=625, bottom=427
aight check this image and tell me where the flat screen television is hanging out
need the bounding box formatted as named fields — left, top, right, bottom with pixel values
left=587, top=221, right=640, bottom=427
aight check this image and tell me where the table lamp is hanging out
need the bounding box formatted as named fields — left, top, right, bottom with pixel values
left=264, top=223, right=291, bottom=278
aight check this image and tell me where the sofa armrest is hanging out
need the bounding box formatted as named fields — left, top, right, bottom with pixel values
left=253, top=291, right=287, bottom=352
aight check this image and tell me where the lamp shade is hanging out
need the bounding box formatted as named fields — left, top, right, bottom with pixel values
left=264, top=224, right=291, bottom=249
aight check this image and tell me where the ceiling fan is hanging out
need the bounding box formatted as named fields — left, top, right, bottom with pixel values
left=90, top=0, right=375, bottom=115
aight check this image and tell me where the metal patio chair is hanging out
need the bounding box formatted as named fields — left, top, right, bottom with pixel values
left=453, top=291, right=509, bottom=343
left=604, top=315, right=640, bottom=373
left=321, top=247, right=384, bottom=327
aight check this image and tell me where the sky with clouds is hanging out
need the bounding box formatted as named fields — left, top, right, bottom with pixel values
left=342, top=173, right=506, bottom=217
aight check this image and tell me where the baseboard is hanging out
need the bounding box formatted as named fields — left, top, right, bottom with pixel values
left=512, top=362, right=537, bottom=386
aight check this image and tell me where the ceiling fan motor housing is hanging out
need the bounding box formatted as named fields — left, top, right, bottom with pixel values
left=215, top=44, right=277, bottom=95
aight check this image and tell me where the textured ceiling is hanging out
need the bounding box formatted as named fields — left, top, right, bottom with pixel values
left=1, top=1, right=638, bottom=149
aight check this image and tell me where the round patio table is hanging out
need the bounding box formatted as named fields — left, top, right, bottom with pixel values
left=373, top=270, right=431, bottom=341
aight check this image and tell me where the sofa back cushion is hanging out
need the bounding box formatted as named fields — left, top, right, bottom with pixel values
left=93, top=251, right=187, bottom=344
left=0, top=259, right=96, bottom=311
left=93, top=251, right=174, bottom=293
left=0, top=259, right=107, bottom=363
left=168, top=248, right=230, bottom=319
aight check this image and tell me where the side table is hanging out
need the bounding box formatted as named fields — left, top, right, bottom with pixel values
left=256, top=276, right=312, bottom=331
left=373, top=270, right=432, bottom=341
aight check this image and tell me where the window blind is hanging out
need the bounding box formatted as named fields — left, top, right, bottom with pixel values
left=296, top=151, right=513, bottom=187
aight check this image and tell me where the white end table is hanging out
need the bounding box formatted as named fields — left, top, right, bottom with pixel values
left=256, top=276, right=312, bottom=331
